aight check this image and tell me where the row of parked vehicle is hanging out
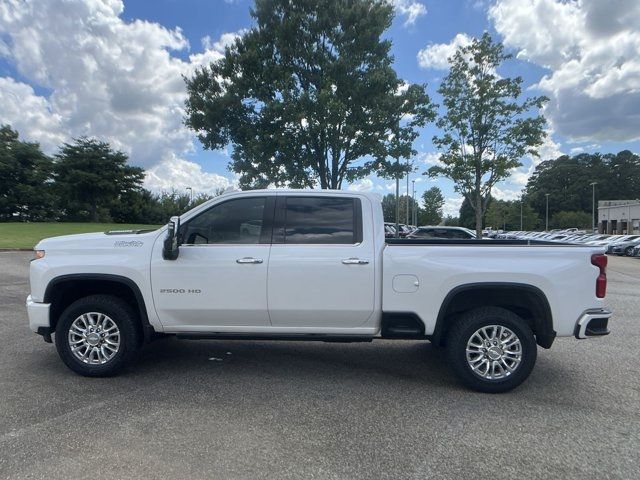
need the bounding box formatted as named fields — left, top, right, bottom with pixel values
left=493, top=229, right=640, bottom=257
left=384, top=223, right=478, bottom=240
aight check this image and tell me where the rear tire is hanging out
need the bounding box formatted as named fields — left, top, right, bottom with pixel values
left=446, top=307, right=537, bottom=393
left=55, top=295, right=140, bottom=377
left=625, top=246, right=634, bottom=256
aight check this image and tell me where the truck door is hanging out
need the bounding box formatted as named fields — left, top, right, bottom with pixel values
left=151, top=194, right=274, bottom=330
left=267, top=194, right=376, bottom=328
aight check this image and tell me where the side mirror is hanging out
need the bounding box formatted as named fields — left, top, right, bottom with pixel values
left=162, top=216, right=180, bottom=260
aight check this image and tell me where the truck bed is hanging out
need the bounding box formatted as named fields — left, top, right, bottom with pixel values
left=386, top=238, right=569, bottom=246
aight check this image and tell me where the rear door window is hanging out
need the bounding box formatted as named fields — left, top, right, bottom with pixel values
left=281, top=197, right=361, bottom=244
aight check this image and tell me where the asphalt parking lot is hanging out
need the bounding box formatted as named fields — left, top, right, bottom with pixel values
left=1, top=252, right=639, bottom=479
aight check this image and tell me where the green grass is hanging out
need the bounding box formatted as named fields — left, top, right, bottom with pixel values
left=0, top=222, right=161, bottom=249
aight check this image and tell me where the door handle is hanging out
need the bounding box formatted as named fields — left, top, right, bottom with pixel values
left=236, top=257, right=263, bottom=264
left=341, top=258, right=369, bottom=265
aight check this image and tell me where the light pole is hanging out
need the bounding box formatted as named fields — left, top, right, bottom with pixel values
left=590, top=182, right=597, bottom=233
left=395, top=158, right=400, bottom=238
left=186, top=186, right=193, bottom=205
left=405, top=159, right=410, bottom=225
left=520, top=196, right=523, bottom=230
left=545, top=193, right=550, bottom=231
left=411, top=179, right=416, bottom=226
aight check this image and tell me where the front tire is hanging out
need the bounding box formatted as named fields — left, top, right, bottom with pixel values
left=625, top=246, right=634, bottom=256
left=55, top=295, right=140, bottom=377
left=446, top=307, right=537, bottom=393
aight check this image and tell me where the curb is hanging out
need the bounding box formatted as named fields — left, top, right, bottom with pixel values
left=0, top=248, right=34, bottom=252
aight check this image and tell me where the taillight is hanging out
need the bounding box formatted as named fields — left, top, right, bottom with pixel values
left=591, top=254, right=607, bottom=298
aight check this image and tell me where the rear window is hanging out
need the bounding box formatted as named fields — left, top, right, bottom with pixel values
left=283, top=197, right=361, bottom=244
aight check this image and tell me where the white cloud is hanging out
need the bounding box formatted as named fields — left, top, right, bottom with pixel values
left=347, top=178, right=375, bottom=192
left=391, top=0, right=427, bottom=27
left=491, top=186, right=522, bottom=201
left=0, top=0, right=240, bottom=187
left=507, top=130, right=563, bottom=187
left=417, top=33, right=472, bottom=70
left=0, top=77, right=66, bottom=152
left=420, top=151, right=444, bottom=167
left=443, top=196, right=464, bottom=217
left=490, top=0, right=640, bottom=141
left=144, top=155, right=234, bottom=194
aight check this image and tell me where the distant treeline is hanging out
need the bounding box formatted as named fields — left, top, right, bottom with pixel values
left=456, top=150, right=640, bottom=230
left=0, top=125, right=217, bottom=224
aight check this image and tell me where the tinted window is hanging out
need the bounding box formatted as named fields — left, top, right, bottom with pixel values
left=181, top=197, right=266, bottom=244
left=284, top=197, right=358, bottom=244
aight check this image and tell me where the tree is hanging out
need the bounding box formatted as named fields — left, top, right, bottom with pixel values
left=525, top=151, right=640, bottom=226
left=458, top=197, right=475, bottom=229
left=54, top=138, right=145, bottom=222
left=0, top=125, right=56, bottom=221
left=381, top=193, right=418, bottom=223
left=427, top=33, right=548, bottom=237
left=551, top=211, right=592, bottom=230
left=419, top=186, right=444, bottom=225
left=185, top=0, right=435, bottom=189
left=442, top=215, right=459, bottom=226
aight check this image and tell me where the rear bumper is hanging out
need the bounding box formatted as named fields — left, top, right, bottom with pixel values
left=26, top=295, right=51, bottom=333
left=574, top=308, right=612, bottom=339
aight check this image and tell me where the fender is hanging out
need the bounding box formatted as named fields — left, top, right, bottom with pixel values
left=44, top=273, right=155, bottom=342
left=431, top=282, right=556, bottom=349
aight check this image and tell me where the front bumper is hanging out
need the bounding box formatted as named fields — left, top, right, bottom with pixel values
left=574, top=308, right=612, bottom=339
left=26, top=295, right=51, bottom=335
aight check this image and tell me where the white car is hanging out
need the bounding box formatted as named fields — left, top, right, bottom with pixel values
left=27, top=190, right=612, bottom=393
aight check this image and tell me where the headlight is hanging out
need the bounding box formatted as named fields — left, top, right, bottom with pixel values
left=34, top=250, right=45, bottom=260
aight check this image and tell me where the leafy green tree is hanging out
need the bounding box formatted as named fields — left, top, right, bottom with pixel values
left=0, top=125, right=56, bottom=221
left=112, top=189, right=217, bottom=225
left=484, top=199, right=510, bottom=230
left=525, top=151, right=640, bottom=226
left=458, top=197, right=475, bottom=229
left=443, top=215, right=459, bottom=226
left=185, top=0, right=435, bottom=189
left=427, top=33, right=548, bottom=237
left=381, top=193, right=419, bottom=224
left=551, top=211, right=592, bottom=229
left=418, top=186, right=444, bottom=225
left=54, top=138, right=144, bottom=222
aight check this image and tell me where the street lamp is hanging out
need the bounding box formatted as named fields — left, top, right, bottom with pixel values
left=520, top=196, right=523, bottom=230
left=395, top=157, right=400, bottom=238
left=405, top=158, right=410, bottom=225
left=590, top=182, right=597, bottom=233
left=411, top=179, right=416, bottom=227
left=545, top=193, right=550, bottom=231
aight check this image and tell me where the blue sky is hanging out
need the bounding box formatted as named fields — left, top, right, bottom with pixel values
left=1, top=0, right=639, bottom=216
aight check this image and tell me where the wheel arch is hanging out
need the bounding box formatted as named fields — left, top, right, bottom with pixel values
left=44, top=274, right=153, bottom=343
left=432, top=282, right=555, bottom=349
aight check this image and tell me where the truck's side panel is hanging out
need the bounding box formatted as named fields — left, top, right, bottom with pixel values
left=382, top=244, right=606, bottom=337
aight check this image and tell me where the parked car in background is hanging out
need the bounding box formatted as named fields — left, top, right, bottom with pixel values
left=384, top=223, right=396, bottom=239
left=407, top=226, right=477, bottom=239
left=609, top=236, right=640, bottom=256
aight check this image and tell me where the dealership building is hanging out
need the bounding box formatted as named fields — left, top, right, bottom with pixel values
left=598, top=200, right=640, bottom=234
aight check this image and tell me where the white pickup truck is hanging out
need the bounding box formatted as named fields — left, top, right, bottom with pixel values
left=26, top=190, right=612, bottom=392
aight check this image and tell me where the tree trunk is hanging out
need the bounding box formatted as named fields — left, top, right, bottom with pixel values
left=475, top=191, right=483, bottom=239
left=91, top=202, right=99, bottom=222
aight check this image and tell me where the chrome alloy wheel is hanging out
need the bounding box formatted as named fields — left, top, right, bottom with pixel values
left=465, top=325, right=522, bottom=380
left=68, top=312, right=120, bottom=365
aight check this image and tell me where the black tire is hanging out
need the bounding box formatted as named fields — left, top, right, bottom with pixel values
left=446, top=306, right=537, bottom=393
left=55, top=295, right=141, bottom=377
left=625, top=246, right=634, bottom=256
